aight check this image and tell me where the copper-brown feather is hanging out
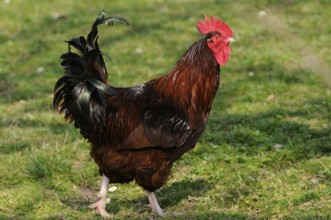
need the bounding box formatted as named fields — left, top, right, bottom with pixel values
left=86, top=37, right=220, bottom=192
left=54, top=13, right=221, bottom=203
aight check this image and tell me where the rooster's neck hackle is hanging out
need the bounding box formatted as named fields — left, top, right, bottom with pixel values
left=153, top=37, right=220, bottom=115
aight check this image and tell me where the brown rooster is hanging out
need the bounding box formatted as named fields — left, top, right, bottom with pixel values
left=54, top=12, right=234, bottom=217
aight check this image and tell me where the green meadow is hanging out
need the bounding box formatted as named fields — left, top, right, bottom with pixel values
left=0, top=0, right=330, bottom=219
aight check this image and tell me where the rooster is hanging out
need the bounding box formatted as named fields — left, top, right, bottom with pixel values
left=54, top=12, right=234, bottom=217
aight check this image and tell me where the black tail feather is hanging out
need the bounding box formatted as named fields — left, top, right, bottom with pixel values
left=54, top=12, right=129, bottom=142
left=88, top=11, right=129, bottom=47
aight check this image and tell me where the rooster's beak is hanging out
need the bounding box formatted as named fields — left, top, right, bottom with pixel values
left=227, top=37, right=236, bottom=43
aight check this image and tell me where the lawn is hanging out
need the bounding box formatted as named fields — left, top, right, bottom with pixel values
left=0, top=0, right=330, bottom=219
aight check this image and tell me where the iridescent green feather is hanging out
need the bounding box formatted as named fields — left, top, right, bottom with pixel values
left=54, top=12, right=129, bottom=139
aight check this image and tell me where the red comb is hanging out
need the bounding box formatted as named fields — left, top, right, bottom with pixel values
left=197, top=15, right=233, bottom=38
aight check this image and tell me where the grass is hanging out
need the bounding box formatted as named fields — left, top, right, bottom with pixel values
left=0, top=0, right=330, bottom=219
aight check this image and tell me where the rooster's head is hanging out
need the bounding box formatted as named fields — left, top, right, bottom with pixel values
left=197, top=16, right=234, bottom=66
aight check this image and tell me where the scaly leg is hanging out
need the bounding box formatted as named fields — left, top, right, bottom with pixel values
left=145, top=190, right=164, bottom=217
left=89, top=174, right=110, bottom=218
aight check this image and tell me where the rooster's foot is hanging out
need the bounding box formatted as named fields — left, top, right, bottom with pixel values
left=89, top=199, right=110, bottom=218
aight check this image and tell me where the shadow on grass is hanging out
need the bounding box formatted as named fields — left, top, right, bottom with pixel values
left=204, top=96, right=331, bottom=157
left=0, top=142, right=31, bottom=154
left=207, top=114, right=330, bottom=154
left=59, top=179, right=223, bottom=218
left=158, top=178, right=215, bottom=207
left=103, top=179, right=215, bottom=215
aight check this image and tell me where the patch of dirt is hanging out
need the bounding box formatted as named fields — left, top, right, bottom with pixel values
left=80, top=185, right=97, bottom=201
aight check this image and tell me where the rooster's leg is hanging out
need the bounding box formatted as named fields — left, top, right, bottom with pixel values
left=89, top=174, right=110, bottom=218
left=145, top=190, right=164, bottom=217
